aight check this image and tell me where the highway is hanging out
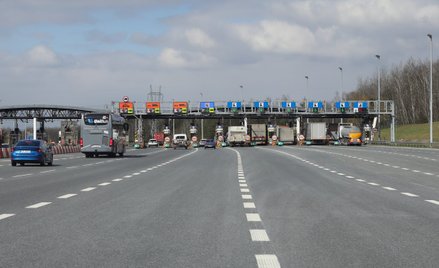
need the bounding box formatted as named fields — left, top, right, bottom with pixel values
left=0, top=145, right=438, bottom=267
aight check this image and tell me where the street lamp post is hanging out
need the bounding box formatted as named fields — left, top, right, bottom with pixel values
left=428, top=34, right=433, bottom=146
left=376, top=54, right=381, bottom=140
left=338, top=67, right=344, bottom=123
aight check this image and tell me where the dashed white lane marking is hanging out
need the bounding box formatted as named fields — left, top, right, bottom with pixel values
left=401, top=192, right=419, bottom=197
left=356, top=179, right=365, bottom=182
left=40, top=169, right=56, bottom=174
left=240, top=188, right=250, bottom=193
left=98, top=182, right=111, bottom=186
left=81, top=187, right=96, bottom=192
left=412, top=170, right=420, bottom=173
left=13, top=173, right=32, bottom=178
left=425, top=200, right=439, bottom=205
left=112, top=178, right=123, bottom=182
left=337, top=173, right=345, bottom=176
left=246, top=213, right=262, bottom=222
left=239, top=180, right=246, bottom=183
left=140, top=170, right=147, bottom=173
left=82, top=164, right=93, bottom=167
left=0, top=214, right=15, bottom=221
left=242, top=195, right=253, bottom=199
left=240, top=184, right=248, bottom=187
left=346, top=176, right=355, bottom=179
left=58, top=194, right=77, bottom=199
left=255, top=255, right=281, bottom=268
left=66, top=166, right=79, bottom=169
left=402, top=168, right=409, bottom=170
left=243, top=202, right=256, bottom=208
left=368, top=183, right=380, bottom=186
left=26, top=202, right=51, bottom=209
left=423, top=172, right=434, bottom=176
left=383, top=187, right=397, bottom=191
left=132, top=172, right=141, bottom=176
left=147, top=168, right=153, bottom=171
left=124, top=175, right=132, bottom=178
left=250, top=229, right=270, bottom=241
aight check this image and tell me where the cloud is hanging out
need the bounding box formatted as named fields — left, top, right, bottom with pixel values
left=185, top=28, right=215, bottom=48
left=86, top=30, right=127, bottom=44
left=158, top=47, right=216, bottom=68
left=158, top=48, right=187, bottom=67
left=234, top=20, right=316, bottom=54
left=27, top=45, right=59, bottom=66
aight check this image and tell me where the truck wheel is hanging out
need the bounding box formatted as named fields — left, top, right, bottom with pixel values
left=11, top=161, right=16, bottom=166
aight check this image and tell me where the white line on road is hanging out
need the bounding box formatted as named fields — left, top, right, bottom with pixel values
left=382, top=187, right=397, bottom=191
left=250, top=229, right=270, bottom=241
left=58, top=194, right=77, bottom=199
left=124, top=175, right=132, bottom=178
left=26, top=202, right=51, bottom=209
left=81, top=187, right=96, bottom=192
left=337, top=173, right=345, bottom=176
left=98, top=182, right=111, bottom=186
left=240, top=188, right=250, bottom=193
left=401, top=192, right=419, bottom=197
left=346, top=176, right=355, bottom=179
left=242, top=194, right=253, bottom=200
left=368, top=183, right=380, bottom=186
left=0, top=214, right=15, bottom=221
left=239, top=180, right=246, bottom=183
left=240, top=184, right=248, bottom=187
left=13, top=173, right=33, bottom=178
left=425, top=200, right=439, bottom=205
left=40, top=169, right=56, bottom=174
left=132, top=173, right=140, bottom=176
left=66, top=166, right=79, bottom=169
left=255, top=255, right=281, bottom=268
left=356, top=179, right=366, bottom=182
left=112, top=178, right=123, bottom=182
left=243, top=202, right=256, bottom=208
left=246, top=213, right=261, bottom=222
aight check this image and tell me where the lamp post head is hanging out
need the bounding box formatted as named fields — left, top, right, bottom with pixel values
left=375, top=54, right=380, bottom=60
left=305, top=76, right=309, bottom=79
left=428, top=34, right=432, bottom=40
left=338, top=67, right=343, bottom=71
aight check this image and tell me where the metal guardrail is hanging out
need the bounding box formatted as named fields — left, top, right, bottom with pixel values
left=371, top=141, right=439, bottom=148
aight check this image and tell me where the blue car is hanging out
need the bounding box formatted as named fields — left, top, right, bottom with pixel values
left=204, top=139, right=216, bottom=149
left=11, top=140, right=53, bottom=166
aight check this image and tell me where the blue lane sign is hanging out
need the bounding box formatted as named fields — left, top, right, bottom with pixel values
left=281, top=101, right=296, bottom=108
left=353, top=101, right=368, bottom=108
left=308, top=102, right=323, bottom=109
left=254, top=102, right=269, bottom=109
left=200, top=101, right=215, bottom=113
left=335, top=102, right=350, bottom=108
left=227, top=101, right=242, bottom=109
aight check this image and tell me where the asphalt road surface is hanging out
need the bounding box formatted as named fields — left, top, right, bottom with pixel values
left=0, top=145, right=438, bottom=267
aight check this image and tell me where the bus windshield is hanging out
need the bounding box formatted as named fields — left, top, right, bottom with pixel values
left=84, top=114, right=110, bottom=125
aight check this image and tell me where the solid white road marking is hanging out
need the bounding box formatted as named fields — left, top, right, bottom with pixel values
left=255, top=255, right=281, bottom=268
left=13, top=173, right=33, bottom=178
left=112, top=178, right=123, bottom=182
left=246, top=213, right=262, bottom=222
left=26, top=202, right=51, bottom=209
left=250, top=229, right=270, bottom=241
left=243, top=202, right=256, bottom=208
left=0, top=214, right=15, bottom=221
left=40, top=169, right=56, bottom=174
left=81, top=187, right=96, bottom=192
left=240, top=188, right=250, bottom=193
left=383, top=187, right=397, bottom=191
left=242, top=195, right=253, bottom=199
left=58, top=194, right=77, bottom=199
left=401, top=192, right=418, bottom=197
left=99, top=182, right=111, bottom=186
left=425, top=200, right=439, bottom=205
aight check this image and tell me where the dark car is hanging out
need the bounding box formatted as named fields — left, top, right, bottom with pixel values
left=198, top=139, right=207, bottom=147
left=204, top=139, right=216, bottom=149
left=11, top=140, right=53, bottom=166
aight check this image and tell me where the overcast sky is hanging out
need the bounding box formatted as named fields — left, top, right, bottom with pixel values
left=0, top=0, right=438, bottom=109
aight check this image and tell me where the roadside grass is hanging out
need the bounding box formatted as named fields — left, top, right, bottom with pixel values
left=380, top=121, right=439, bottom=142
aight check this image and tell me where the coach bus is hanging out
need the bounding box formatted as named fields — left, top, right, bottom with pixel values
left=80, top=113, right=128, bottom=158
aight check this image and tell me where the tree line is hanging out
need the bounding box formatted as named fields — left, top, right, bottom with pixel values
left=346, top=58, right=439, bottom=126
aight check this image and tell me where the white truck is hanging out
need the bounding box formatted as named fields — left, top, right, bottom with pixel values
left=305, top=122, right=328, bottom=145
left=249, top=124, right=267, bottom=145
left=172, top=133, right=189, bottom=149
left=227, top=126, right=250, bottom=147
left=276, top=126, right=296, bottom=145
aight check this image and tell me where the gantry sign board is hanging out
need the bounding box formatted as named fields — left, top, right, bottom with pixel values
left=173, top=101, right=188, bottom=114
left=353, top=101, right=368, bottom=113
left=227, top=101, right=242, bottom=113
left=146, top=102, right=161, bottom=114
left=119, top=96, right=134, bottom=114
left=335, top=102, right=350, bottom=109
left=254, top=101, right=269, bottom=113
left=200, top=102, right=215, bottom=114
left=281, top=101, right=296, bottom=112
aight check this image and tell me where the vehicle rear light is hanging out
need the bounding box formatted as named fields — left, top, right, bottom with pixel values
left=80, top=138, right=83, bottom=147
left=109, top=138, right=114, bottom=146
left=11, top=147, right=14, bottom=152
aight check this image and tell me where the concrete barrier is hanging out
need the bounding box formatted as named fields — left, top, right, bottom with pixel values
left=1, top=145, right=80, bottom=158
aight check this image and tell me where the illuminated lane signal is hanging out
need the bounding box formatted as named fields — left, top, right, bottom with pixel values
left=308, top=101, right=323, bottom=113
left=146, top=102, right=161, bottom=114
left=254, top=101, right=269, bottom=113
left=336, top=101, right=349, bottom=113
left=173, top=101, right=188, bottom=114
left=281, top=101, right=296, bottom=113
left=200, top=102, right=215, bottom=114
left=227, top=101, right=242, bottom=113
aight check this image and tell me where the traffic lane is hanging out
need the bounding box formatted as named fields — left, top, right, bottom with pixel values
left=238, top=147, right=439, bottom=267
left=0, top=148, right=184, bottom=213
left=0, top=148, right=256, bottom=267
left=323, top=145, right=439, bottom=171
left=285, top=146, right=439, bottom=196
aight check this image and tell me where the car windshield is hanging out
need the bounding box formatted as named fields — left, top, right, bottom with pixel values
left=15, top=140, right=40, bottom=147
